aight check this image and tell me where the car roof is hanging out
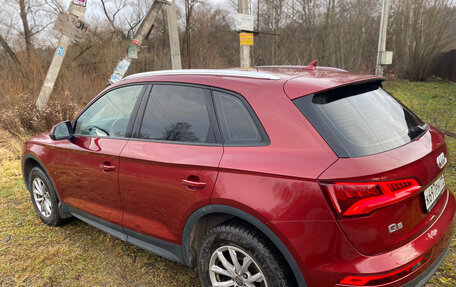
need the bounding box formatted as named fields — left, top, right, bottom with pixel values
left=118, top=66, right=382, bottom=100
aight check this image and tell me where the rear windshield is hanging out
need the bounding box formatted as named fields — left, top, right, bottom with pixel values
left=293, top=82, right=427, bottom=158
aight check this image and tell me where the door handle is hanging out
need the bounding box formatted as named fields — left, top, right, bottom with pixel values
left=181, top=179, right=206, bottom=190
left=99, top=162, right=116, bottom=172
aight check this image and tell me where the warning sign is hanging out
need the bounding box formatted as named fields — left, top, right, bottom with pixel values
left=236, top=13, right=255, bottom=32
left=240, top=33, right=254, bottom=46
left=73, top=0, right=87, bottom=6
left=128, top=44, right=138, bottom=59
left=54, top=12, right=89, bottom=42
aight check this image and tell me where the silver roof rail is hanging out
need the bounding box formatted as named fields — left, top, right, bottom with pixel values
left=257, top=65, right=348, bottom=72
left=123, top=69, right=281, bottom=81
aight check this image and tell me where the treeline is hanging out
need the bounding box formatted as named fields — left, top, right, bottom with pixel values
left=255, top=0, right=456, bottom=81
left=0, top=0, right=455, bottom=133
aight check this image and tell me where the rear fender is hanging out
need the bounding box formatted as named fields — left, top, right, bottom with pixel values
left=181, top=204, right=308, bottom=287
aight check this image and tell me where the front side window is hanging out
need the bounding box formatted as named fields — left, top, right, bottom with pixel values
left=139, top=85, right=215, bottom=144
left=75, top=85, right=143, bottom=138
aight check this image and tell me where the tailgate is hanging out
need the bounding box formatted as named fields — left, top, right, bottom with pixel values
left=319, top=127, right=448, bottom=255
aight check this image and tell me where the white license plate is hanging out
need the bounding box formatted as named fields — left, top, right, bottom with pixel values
left=423, top=174, right=446, bottom=212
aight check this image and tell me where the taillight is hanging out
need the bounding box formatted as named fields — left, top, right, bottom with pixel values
left=338, top=256, right=425, bottom=286
left=321, top=178, right=421, bottom=216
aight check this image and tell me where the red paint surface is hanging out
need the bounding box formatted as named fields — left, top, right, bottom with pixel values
left=54, top=136, right=128, bottom=226
left=119, top=140, right=222, bottom=243
left=320, top=127, right=449, bottom=256
left=270, top=190, right=455, bottom=286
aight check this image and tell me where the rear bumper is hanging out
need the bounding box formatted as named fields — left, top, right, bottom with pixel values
left=270, top=190, right=456, bottom=287
left=403, top=239, right=451, bottom=287
left=335, top=237, right=453, bottom=287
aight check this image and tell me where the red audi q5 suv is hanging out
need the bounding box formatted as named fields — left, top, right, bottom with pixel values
left=22, top=65, right=455, bottom=287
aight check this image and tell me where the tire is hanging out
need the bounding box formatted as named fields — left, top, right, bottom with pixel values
left=197, top=222, right=293, bottom=287
left=28, top=167, right=66, bottom=227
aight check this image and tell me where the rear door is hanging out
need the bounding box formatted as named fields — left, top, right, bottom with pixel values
left=118, top=83, right=223, bottom=243
left=55, top=84, right=145, bottom=226
left=293, top=82, right=449, bottom=255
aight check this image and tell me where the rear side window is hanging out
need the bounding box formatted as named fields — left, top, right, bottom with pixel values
left=294, top=83, right=426, bottom=158
left=212, top=90, right=264, bottom=145
left=139, top=85, right=215, bottom=143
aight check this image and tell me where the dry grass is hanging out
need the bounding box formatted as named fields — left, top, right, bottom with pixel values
left=385, top=79, right=456, bottom=286
left=0, top=80, right=455, bottom=287
left=383, top=79, right=456, bottom=135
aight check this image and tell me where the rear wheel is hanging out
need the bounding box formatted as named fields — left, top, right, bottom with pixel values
left=197, top=222, right=292, bottom=287
left=28, top=167, right=67, bottom=226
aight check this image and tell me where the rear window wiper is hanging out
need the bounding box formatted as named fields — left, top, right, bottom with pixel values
left=408, top=124, right=428, bottom=139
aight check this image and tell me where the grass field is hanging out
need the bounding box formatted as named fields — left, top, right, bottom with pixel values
left=1, top=80, right=455, bottom=287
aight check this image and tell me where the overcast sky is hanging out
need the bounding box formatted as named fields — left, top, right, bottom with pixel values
left=83, top=0, right=236, bottom=20
left=0, top=0, right=239, bottom=48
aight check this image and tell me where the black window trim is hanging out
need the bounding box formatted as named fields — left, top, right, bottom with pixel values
left=130, top=82, right=223, bottom=147
left=71, top=82, right=150, bottom=140
left=69, top=82, right=270, bottom=147
left=209, top=87, right=270, bottom=147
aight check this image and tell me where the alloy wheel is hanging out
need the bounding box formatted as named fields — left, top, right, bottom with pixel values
left=32, top=177, right=52, bottom=218
left=208, top=245, right=268, bottom=287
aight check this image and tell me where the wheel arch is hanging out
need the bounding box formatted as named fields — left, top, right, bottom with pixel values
left=181, top=204, right=307, bottom=287
left=23, top=153, right=46, bottom=190
left=22, top=153, right=70, bottom=218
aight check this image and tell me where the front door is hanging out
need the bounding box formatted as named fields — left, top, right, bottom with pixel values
left=55, top=84, right=145, bottom=226
left=119, top=84, right=223, bottom=243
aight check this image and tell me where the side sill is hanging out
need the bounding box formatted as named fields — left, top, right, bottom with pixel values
left=64, top=204, right=126, bottom=240
left=62, top=204, right=184, bottom=264
left=125, top=229, right=183, bottom=263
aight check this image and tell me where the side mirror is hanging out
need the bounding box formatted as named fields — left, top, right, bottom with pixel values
left=50, top=121, right=73, bottom=141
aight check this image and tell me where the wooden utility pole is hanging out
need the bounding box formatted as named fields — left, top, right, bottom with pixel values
left=375, top=0, right=390, bottom=76
left=167, top=0, right=182, bottom=70
left=239, top=0, right=251, bottom=69
left=36, top=2, right=87, bottom=110
left=107, top=0, right=172, bottom=85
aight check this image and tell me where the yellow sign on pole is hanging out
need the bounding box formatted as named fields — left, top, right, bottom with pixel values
left=240, top=32, right=254, bottom=46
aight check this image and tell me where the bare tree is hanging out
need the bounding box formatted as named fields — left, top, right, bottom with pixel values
left=100, top=0, right=129, bottom=39
left=389, top=0, right=456, bottom=80
left=18, top=0, right=34, bottom=61
left=0, top=34, right=21, bottom=66
left=8, top=0, right=56, bottom=61
left=43, top=0, right=64, bottom=15
left=0, top=0, right=57, bottom=81
left=98, top=0, right=148, bottom=40
left=183, top=0, right=201, bottom=69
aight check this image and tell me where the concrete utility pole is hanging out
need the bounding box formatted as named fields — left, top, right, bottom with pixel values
left=239, top=0, right=251, bottom=69
left=107, top=0, right=172, bottom=85
left=36, top=2, right=87, bottom=110
left=375, top=0, right=390, bottom=77
left=167, top=0, right=182, bottom=70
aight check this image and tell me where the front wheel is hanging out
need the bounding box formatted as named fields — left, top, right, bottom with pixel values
left=28, top=167, right=67, bottom=226
left=197, top=222, right=293, bottom=287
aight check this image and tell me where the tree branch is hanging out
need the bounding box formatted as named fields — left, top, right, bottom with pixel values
left=0, top=34, right=21, bottom=66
